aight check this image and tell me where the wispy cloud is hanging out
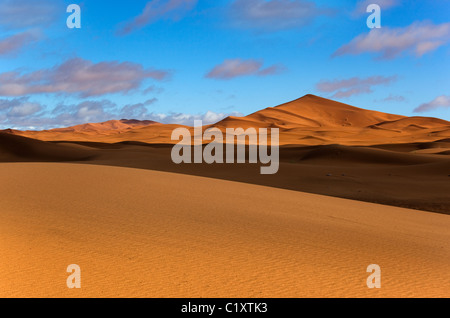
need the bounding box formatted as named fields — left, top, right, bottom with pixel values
left=316, top=76, right=397, bottom=98
left=0, top=0, right=59, bottom=56
left=229, top=0, right=331, bottom=31
left=0, top=97, right=42, bottom=117
left=414, top=96, right=450, bottom=113
left=379, top=94, right=406, bottom=103
left=257, top=64, right=286, bottom=76
left=0, top=0, right=59, bottom=30
left=118, top=0, right=198, bottom=35
left=7, top=101, right=42, bottom=117
left=0, top=97, right=242, bottom=130
left=0, top=97, right=44, bottom=127
left=206, top=59, right=285, bottom=80
left=149, top=110, right=244, bottom=126
left=51, top=100, right=118, bottom=125
left=0, top=29, right=41, bottom=56
left=334, top=21, right=450, bottom=60
left=120, top=98, right=158, bottom=118
left=0, top=58, right=170, bottom=98
left=1, top=99, right=153, bottom=129
left=143, top=85, right=164, bottom=95
left=353, top=0, right=399, bottom=16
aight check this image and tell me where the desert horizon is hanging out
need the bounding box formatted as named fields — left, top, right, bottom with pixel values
left=1, top=0, right=449, bottom=302
left=1, top=94, right=450, bottom=297
left=2, top=94, right=449, bottom=214
left=6, top=94, right=450, bottom=146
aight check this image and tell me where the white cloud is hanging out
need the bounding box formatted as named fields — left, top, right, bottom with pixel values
left=147, top=110, right=244, bottom=125
left=0, top=58, right=170, bottom=98
left=0, top=29, right=41, bottom=55
left=316, top=75, right=397, bottom=98
left=0, top=97, right=42, bottom=117
left=206, top=58, right=285, bottom=80
left=120, top=99, right=158, bottom=118
left=379, top=94, right=406, bottom=103
left=0, top=97, right=242, bottom=130
left=118, top=0, right=198, bottom=35
left=353, top=0, right=399, bottom=16
left=414, top=96, right=450, bottom=113
left=0, top=0, right=59, bottom=30
left=229, top=0, right=331, bottom=31
left=334, top=21, right=450, bottom=59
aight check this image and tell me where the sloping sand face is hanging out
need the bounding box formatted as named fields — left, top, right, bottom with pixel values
left=0, top=163, right=449, bottom=298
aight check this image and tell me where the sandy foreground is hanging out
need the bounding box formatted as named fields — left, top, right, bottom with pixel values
left=0, top=163, right=449, bottom=298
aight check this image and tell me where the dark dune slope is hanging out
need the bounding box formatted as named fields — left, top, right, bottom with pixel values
left=0, top=132, right=96, bottom=162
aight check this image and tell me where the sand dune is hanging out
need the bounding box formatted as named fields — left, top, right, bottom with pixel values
left=1, top=131, right=449, bottom=214
left=372, top=117, right=450, bottom=131
left=12, top=122, right=189, bottom=144
left=298, top=144, right=442, bottom=165
left=7, top=95, right=450, bottom=146
left=1, top=95, right=449, bottom=298
left=0, top=132, right=95, bottom=162
left=0, top=163, right=449, bottom=298
left=51, top=119, right=157, bottom=133
left=246, top=94, right=405, bottom=128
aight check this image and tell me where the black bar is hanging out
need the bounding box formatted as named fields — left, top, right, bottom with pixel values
left=0, top=298, right=444, bottom=315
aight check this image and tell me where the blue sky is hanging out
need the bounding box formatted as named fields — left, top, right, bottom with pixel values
left=0, top=0, right=449, bottom=129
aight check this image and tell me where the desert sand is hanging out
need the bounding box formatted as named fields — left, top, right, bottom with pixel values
left=1, top=95, right=450, bottom=214
left=1, top=130, right=449, bottom=214
left=1, top=95, right=449, bottom=298
left=0, top=163, right=449, bottom=298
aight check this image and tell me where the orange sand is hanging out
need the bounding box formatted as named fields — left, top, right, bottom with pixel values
left=0, top=163, right=449, bottom=298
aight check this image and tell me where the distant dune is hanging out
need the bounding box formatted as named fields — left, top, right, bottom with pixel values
left=218, top=94, right=404, bottom=129
left=0, top=163, right=449, bottom=298
left=50, top=119, right=158, bottom=133
left=6, top=95, right=450, bottom=145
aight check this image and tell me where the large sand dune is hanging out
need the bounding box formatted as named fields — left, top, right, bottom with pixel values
left=8, top=95, right=450, bottom=145
left=0, top=163, right=449, bottom=298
